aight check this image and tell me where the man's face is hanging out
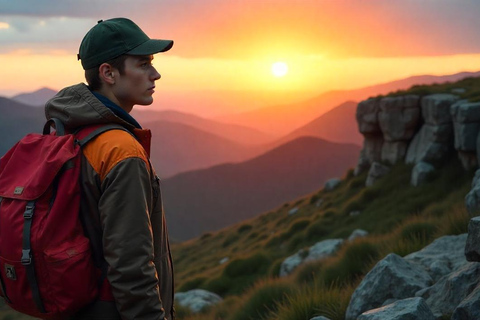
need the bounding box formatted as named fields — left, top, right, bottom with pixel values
left=112, top=55, right=160, bottom=113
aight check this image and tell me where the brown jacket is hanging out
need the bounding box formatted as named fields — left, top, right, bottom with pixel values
left=45, top=83, right=174, bottom=320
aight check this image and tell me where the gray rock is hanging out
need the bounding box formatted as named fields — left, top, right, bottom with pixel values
left=418, top=262, right=480, bottom=318
left=405, top=234, right=469, bottom=282
left=366, top=162, right=391, bottom=187
left=381, top=141, right=408, bottom=164
left=410, top=161, right=435, bottom=187
left=451, top=100, right=480, bottom=123
left=279, top=249, right=306, bottom=277
left=309, top=317, right=331, bottom=320
left=348, top=229, right=369, bottom=241
left=345, top=253, right=433, bottom=320
left=304, top=239, right=344, bottom=263
left=289, top=207, right=299, bottom=215
left=422, top=94, right=458, bottom=125
left=378, top=95, right=421, bottom=142
left=324, top=178, right=341, bottom=191
left=453, top=122, right=480, bottom=152
left=280, top=239, right=344, bottom=277
left=452, top=283, right=480, bottom=320
left=465, top=217, right=480, bottom=261
left=354, top=149, right=371, bottom=176
left=219, top=257, right=229, bottom=265
left=466, top=172, right=480, bottom=215
left=357, top=98, right=381, bottom=134
left=349, top=210, right=361, bottom=217
left=405, top=123, right=453, bottom=165
left=451, top=88, right=466, bottom=94
left=363, top=135, right=384, bottom=163
left=357, top=297, right=435, bottom=320
left=175, top=289, right=222, bottom=313
left=451, top=101, right=480, bottom=153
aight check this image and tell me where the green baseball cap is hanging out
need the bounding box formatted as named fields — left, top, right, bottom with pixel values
left=78, top=18, right=173, bottom=70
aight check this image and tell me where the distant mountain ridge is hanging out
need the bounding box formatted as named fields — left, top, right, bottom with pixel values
left=216, top=71, right=480, bottom=136
left=162, top=136, right=361, bottom=241
left=132, top=109, right=274, bottom=145
left=12, top=87, right=57, bottom=107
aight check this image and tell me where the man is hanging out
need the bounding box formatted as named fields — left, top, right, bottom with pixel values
left=45, top=18, right=175, bottom=320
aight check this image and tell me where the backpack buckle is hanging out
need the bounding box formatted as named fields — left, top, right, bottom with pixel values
left=23, top=204, right=35, bottom=219
left=21, top=250, right=31, bottom=265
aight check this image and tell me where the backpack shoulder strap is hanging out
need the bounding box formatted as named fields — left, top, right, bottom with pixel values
left=76, top=124, right=130, bottom=148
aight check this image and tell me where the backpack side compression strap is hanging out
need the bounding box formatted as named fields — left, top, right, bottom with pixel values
left=21, top=200, right=46, bottom=313
left=0, top=198, right=10, bottom=304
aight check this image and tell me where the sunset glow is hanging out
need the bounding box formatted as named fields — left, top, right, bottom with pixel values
left=271, top=62, right=288, bottom=77
left=0, top=1, right=479, bottom=117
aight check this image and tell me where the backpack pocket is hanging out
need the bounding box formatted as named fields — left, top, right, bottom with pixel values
left=43, top=237, right=99, bottom=313
left=0, top=256, right=38, bottom=312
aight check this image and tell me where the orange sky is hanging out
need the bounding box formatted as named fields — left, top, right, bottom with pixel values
left=1, top=1, right=480, bottom=116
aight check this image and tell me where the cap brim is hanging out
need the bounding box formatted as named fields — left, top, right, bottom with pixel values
left=127, top=39, right=174, bottom=55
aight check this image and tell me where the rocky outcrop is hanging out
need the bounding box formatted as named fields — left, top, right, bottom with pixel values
left=175, top=289, right=223, bottom=313
left=346, top=234, right=480, bottom=320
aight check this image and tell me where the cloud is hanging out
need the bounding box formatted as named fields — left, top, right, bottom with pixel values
left=0, top=0, right=479, bottom=59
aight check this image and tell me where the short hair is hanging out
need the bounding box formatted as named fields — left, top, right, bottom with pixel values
left=84, top=55, right=128, bottom=91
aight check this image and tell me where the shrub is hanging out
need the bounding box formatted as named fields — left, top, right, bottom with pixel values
left=229, top=279, right=295, bottom=320
left=305, top=220, right=329, bottom=242
left=310, top=193, right=321, bottom=205
left=267, top=284, right=353, bottom=320
left=202, top=275, right=233, bottom=296
left=178, top=276, right=207, bottom=292
left=222, top=234, right=240, bottom=248
left=400, top=221, right=437, bottom=243
left=224, top=253, right=271, bottom=278
left=322, top=240, right=380, bottom=286
left=238, top=224, right=253, bottom=234
left=288, top=219, right=311, bottom=234
left=294, top=260, right=324, bottom=284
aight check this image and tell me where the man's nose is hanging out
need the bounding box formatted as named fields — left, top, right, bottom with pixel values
left=151, top=67, right=161, bottom=80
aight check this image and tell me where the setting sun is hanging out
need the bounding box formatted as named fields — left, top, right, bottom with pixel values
left=271, top=61, right=288, bottom=77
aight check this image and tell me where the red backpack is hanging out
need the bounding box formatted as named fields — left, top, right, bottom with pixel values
left=0, top=119, right=122, bottom=319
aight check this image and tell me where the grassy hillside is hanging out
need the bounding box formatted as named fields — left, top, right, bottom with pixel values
left=172, top=154, right=472, bottom=319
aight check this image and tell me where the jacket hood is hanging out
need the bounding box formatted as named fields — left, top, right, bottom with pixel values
left=45, top=83, right=135, bottom=131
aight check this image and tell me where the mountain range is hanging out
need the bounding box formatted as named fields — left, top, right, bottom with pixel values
left=162, top=136, right=361, bottom=241
left=3, top=70, right=479, bottom=239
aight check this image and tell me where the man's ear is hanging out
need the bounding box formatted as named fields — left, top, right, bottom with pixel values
left=98, top=63, right=116, bottom=85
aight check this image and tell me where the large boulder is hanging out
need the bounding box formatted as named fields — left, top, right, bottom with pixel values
left=451, top=101, right=480, bottom=151
left=355, top=136, right=384, bottom=175
left=410, top=161, right=435, bottom=187
left=175, top=289, right=222, bottom=313
left=381, top=141, right=408, bottom=164
left=465, top=217, right=480, bottom=261
left=405, top=123, right=453, bottom=165
left=378, top=95, right=421, bottom=142
left=452, top=284, right=480, bottom=320
left=366, top=162, right=390, bottom=187
left=357, top=98, right=381, bottom=134
left=404, top=234, right=468, bottom=282
left=417, top=262, right=480, bottom=318
left=345, top=253, right=433, bottom=320
left=357, top=297, right=435, bottom=320
left=421, top=94, right=458, bottom=125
